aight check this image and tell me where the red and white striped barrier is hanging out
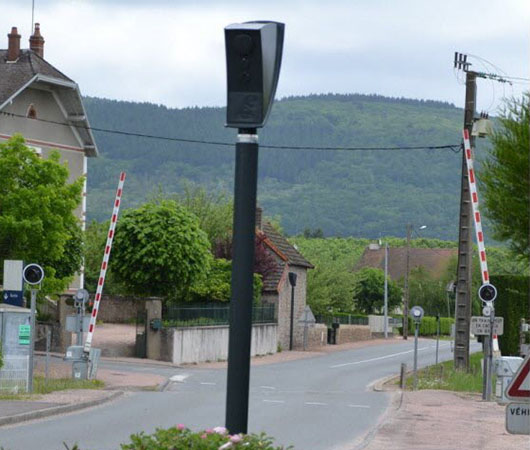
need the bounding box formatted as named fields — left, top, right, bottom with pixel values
left=462, top=129, right=489, bottom=285
left=83, top=172, right=126, bottom=353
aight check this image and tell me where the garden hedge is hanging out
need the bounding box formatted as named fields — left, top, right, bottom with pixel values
left=491, top=275, right=530, bottom=356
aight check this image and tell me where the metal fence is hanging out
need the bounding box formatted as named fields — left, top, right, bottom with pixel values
left=0, top=355, right=29, bottom=393
left=315, top=314, right=369, bottom=326
left=163, top=303, right=276, bottom=327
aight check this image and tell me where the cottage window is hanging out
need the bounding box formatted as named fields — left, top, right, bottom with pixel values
left=26, top=104, right=37, bottom=119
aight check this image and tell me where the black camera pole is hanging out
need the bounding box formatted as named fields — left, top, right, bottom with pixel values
left=225, top=128, right=259, bottom=434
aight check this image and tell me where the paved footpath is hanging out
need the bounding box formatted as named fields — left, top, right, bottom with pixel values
left=362, top=389, right=528, bottom=450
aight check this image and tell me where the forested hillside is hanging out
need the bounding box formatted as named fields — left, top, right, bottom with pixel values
left=84, top=93, right=490, bottom=239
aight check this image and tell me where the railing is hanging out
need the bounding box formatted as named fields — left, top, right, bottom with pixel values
left=163, top=303, right=276, bottom=328
left=315, top=314, right=369, bottom=326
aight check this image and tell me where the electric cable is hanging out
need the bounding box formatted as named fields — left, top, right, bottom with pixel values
left=0, top=110, right=461, bottom=153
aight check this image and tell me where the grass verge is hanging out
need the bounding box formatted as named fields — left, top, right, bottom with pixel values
left=0, top=376, right=104, bottom=400
left=405, top=351, right=490, bottom=393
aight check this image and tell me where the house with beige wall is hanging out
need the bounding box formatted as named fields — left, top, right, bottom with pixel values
left=256, top=208, right=314, bottom=350
left=0, top=24, right=98, bottom=292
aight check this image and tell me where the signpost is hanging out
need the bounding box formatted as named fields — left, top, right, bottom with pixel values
left=22, top=263, right=44, bottom=393
left=298, top=305, right=316, bottom=351
left=410, top=306, right=424, bottom=390
left=505, top=354, right=530, bottom=434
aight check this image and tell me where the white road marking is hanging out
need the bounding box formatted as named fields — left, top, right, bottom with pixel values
left=260, top=386, right=276, bottom=390
left=263, top=399, right=285, bottom=403
left=329, top=344, right=448, bottom=369
left=305, top=402, right=327, bottom=406
left=200, top=382, right=216, bottom=385
left=348, top=404, right=371, bottom=409
left=170, top=374, right=190, bottom=382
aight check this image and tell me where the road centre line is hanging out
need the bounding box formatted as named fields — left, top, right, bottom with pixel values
left=200, top=382, right=216, bottom=385
left=260, top=386, right=276, bottom=390
left=348, top=404, right=371, bottom=408
left=263, top=399, right=285, bottom=403
left=329, top=344, right=448, bottom=369
left=305, top=402, right=328, bottom=406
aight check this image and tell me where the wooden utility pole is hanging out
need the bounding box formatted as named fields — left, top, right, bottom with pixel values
left=454, top=68, right=476, bottom=370
left=403, top=224, right=412, bottom=340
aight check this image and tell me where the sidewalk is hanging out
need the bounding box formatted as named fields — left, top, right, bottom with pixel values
left=360, top=389, right=528, bottom=450
left=0, top=354, right=168, bottom=427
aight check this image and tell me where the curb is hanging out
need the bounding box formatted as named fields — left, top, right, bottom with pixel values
left=369, top=373, right=401, bottom=392
left=0, top=390, right=124, bottom=427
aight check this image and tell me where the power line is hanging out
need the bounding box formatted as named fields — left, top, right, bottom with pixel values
left=0, top=111, right=460, bottom=153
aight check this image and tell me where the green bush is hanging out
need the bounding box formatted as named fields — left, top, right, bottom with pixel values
left=397, top=315, right=454, bottom=336
left=492, top=275, right=530, bottom=356
left=121, top=425, right=291, bottom=449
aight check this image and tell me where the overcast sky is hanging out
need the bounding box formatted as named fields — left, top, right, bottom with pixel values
left=2, top=0, right=528, bottom=112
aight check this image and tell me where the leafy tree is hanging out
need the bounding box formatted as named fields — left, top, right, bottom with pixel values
left=83, top=220, right=124, bottom=294
left=189, top=258, right=262, bottom=303
left=0, top=135, right=83, bottom=295
left=305, top=261, right=355, bottom=316
left=480, top=93, right=530, bottom=259
left=214, top=234, right=277, bottom=281
left=110, top=199, right=211, bottom=300
left=174, top=185, right=233, bottom=249
left=353, top=267, right=402, bottom=314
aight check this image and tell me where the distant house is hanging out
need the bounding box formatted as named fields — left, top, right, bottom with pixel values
left=355, top=243, right=457, bottom=280
left=0, top=24, right=98, bottom=292
left=256, top=208, right=314, bottom=350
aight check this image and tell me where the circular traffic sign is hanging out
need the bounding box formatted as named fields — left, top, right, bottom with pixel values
left=478, top=283, right=497, bottom=303
left=482, top=305, right=492, bottom=317
left=74, top=289, right=89, bottom=302
left=410, top=305, right=424, bottom=322
left=23, top=263, right=44, bottom=285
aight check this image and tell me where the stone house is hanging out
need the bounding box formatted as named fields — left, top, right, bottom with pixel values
left=256, top=209, right=314, bottom=350
left=0, top=24, right=98, bottom=292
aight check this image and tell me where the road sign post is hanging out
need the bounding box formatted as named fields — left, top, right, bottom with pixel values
left=22, top=263, right=44, bottom=394
left=411, top=306, right=424, bottom=390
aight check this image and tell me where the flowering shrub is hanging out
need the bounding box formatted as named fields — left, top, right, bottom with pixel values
left=120, top=424, right=292, bottom=450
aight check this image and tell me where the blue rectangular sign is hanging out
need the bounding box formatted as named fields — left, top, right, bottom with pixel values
left=2, top=290, right=24, bottom=307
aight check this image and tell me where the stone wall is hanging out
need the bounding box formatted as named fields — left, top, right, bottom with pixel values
left=161, top=323, right=277, bottom=365
left=336, top=325, right=372, bottom=344
left=91, top=295, right=160, bottom=323
left=305, top=324, right=328, bottom=349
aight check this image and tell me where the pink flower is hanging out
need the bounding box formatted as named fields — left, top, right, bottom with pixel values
left=213, top=426, right=228, bottom=435
left=230, top=434, right=242, bottom=443
left=176, top=424, right=186, bottom=430
left=201, top=434, right=207, bottom=439
left=205, top=428, right=214, bottom=434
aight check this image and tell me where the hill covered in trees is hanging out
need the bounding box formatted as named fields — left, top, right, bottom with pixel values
left=84, top=93, right=490, bottom=239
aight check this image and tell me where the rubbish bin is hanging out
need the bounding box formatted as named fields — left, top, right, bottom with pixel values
left=328, top=321, right=340, bottom=345
left=494, top=356, right=523, bottom=404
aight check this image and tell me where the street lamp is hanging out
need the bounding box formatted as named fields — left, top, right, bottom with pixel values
left=403, top=224, right=426, bottom=340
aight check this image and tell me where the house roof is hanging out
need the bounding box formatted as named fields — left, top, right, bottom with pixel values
left=259, top=221, right=313, bottom=293
left=0, top=49, right=98, bottom=157
left=355, top=246, right=457, bottom=280
left=261, top=222, right=314, bottom=269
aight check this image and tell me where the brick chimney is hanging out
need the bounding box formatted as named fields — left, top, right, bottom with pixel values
left=7, top=27, right=21, bottom=62
left=29, top=23, right=44, bottom=58
left=255, top=206, right=263, bottom=230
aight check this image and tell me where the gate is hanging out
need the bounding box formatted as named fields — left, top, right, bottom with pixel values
left=135, top=310, right=147, bottom=358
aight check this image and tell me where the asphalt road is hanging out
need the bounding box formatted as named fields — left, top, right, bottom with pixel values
left=0, top=339, right=479, bottom=450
